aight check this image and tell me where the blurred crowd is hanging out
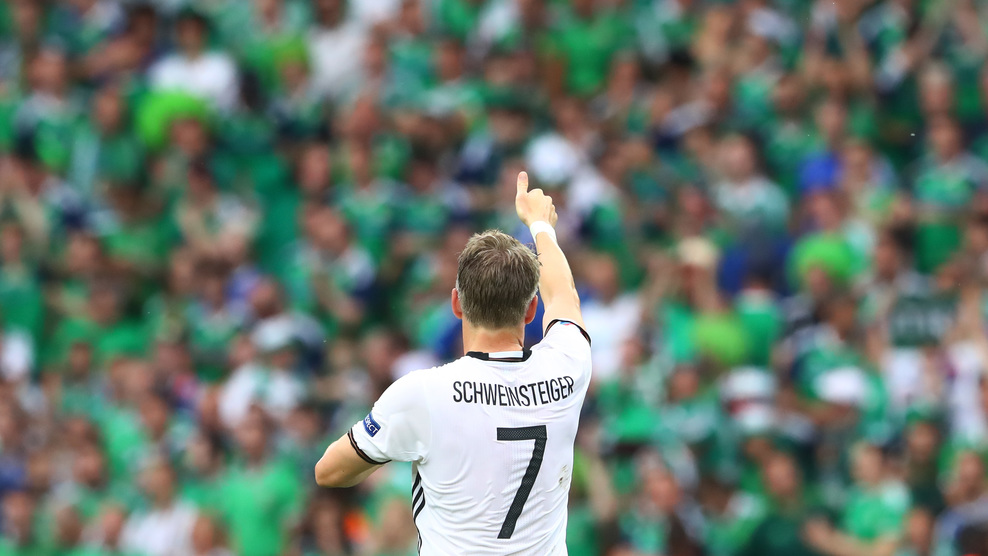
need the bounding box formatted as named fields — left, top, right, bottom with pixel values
left=3, top=0, right=988, bottom=555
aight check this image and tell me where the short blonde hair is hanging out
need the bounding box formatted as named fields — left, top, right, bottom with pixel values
left=456, top=230, right=540, bottom=330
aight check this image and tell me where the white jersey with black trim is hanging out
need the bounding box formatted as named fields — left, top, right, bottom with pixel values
left=349, top=319, right=592, bottom=555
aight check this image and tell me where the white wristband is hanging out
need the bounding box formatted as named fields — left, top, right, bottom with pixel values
left=529, top=221, right=557, bottom=244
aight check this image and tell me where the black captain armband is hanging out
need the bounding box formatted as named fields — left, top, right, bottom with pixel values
left=544, top=319, right=591, bottom=345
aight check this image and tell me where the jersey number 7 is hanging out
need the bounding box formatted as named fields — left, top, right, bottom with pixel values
left=496, top=425, right=547, bottom=539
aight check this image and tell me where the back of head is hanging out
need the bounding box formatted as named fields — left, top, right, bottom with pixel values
left=456, top=230, right=540, bottom=330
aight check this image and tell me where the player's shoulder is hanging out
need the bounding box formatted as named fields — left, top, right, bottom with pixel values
left=374, top=362, right=458, bottom=417
left=391, top=359, right=465, bottom=390
left=533, top=319, right=592, bottom=359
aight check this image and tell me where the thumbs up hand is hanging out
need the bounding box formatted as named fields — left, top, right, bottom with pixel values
left=514, top=171, right=558, bottom=228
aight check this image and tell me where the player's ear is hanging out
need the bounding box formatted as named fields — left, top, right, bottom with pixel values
left=451, top=288, right=464, bottom=320
left=523, top=295, right=538, bottom=325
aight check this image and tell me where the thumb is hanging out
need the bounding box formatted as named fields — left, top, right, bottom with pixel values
left=516, top=171, right=529, bottom=197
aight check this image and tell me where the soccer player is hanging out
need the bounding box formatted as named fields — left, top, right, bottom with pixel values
left=315, top=171, right=591, bottom=555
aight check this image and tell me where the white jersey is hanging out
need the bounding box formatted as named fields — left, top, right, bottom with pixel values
left=349, top=320, right=592, bottom=555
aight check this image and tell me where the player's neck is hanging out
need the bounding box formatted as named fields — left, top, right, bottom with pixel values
left=462, top=323, right=525, bottom=354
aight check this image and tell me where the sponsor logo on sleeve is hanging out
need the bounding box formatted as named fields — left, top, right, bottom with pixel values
left=363, top=412, right=382, bottom=437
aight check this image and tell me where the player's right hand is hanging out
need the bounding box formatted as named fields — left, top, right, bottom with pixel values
left=515, top=171, right=558, bottom=228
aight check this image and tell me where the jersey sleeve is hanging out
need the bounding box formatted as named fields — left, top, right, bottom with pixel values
left=538, top=319, right=592, bottom=380
left=349, top=372, right=431, bottom=464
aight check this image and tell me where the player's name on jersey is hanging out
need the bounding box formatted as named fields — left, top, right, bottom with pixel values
left=452, top=376, right=576, bottom=407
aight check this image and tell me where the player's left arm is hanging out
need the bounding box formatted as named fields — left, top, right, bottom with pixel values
left=315, top=372, right=430, bottom=488
left=314, top=435, right=381, bottom=488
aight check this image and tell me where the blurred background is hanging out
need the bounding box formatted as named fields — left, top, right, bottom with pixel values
left=1, top=0, right=988, bottom=555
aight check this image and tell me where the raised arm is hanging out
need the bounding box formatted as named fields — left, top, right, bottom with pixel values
left=515, top=171, right=584, bottom=331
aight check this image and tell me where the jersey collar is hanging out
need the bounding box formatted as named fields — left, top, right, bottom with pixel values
left=465, top=349, right=532, bottom=362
